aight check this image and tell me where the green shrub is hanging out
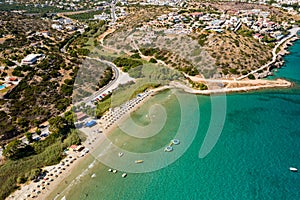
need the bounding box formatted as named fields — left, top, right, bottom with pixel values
left=248, top=74, right=255, bottom=80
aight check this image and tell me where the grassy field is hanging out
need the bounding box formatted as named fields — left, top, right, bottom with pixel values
left=68, top=10, right=105, bottom=21
left=109, top=63, right=182, bottom=108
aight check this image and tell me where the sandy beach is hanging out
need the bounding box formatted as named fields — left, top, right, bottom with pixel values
left=178, top=77, right=292, bottom=95
left=6, top=76, right=294, bottom=200
left=6, top=150, right=91, bottom=200
left=6, top=86, right=170, bottom=200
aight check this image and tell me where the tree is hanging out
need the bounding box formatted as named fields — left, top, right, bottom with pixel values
left=17, top=176, right=27, bottom=184
left=35, top=128, right=41, bottom=136
left=248, top=74, right=255, bottom=80
left=149, top=58, right=157, bottom=63
left=27, top=168, right=41, bottom=180
left=25, top=132, right=33, bottom=143
left=64, top=110, right=75, bottom=126
left=49, top=116, right=68, bottom=135
left=3, top=140, right=21, bottom=159
left=17, top=117, right=29, bottom=128
left=4, top=59, right=15, bottom=67
left=130, top=53, right=141, bottom=59
left=63, top=129, right=81, bottom=147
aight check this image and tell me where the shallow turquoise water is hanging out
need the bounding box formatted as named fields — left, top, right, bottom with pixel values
left=63, top=41, right=300, bottom=200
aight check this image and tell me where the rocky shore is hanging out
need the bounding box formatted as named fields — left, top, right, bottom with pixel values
left=267, top=35, right=299, bottom=76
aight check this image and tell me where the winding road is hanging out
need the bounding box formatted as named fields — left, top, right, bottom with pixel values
left=80, top=56, right=134, bottom=107
left=237, top=27, right=300, bottom=80
left=81, top=57, right=120, bottom=105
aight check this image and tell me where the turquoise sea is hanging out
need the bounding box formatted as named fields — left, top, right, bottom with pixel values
left=54, top=41, right=300, bottom=200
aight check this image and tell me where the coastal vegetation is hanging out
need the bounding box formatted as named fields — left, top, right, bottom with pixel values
left=0, top=111, right=81, bottom=200
left=96, top=94, right=112, bottom=117
left=188, top=79, right=208, bottom=90
left=92, top=62, right=179, bottom=119
left=113, top=57, right=143, bottom=72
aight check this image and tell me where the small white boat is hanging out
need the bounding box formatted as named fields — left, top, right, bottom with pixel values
left=113, top=169, right=117, bottom=173
left=118, top=152, right=124, bottom=157
left=108, top=168, right=112, bottom=172
left=164, top=146, right=173, bottom=152
left=91, top=173, right=96, bottom=178
left=289, top=167, right=298, bottom=172
left=135, top=160, right=144, bottom=164
left=171, top=139, right=180, bottom=145
left=122, top=173, right=127, bottom=178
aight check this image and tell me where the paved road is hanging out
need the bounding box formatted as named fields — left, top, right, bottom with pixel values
left=111, top=0, right=117, bottom=24
left=237, top=27, right=300, bottom=80
left=80, top=57, right=120, bottom=105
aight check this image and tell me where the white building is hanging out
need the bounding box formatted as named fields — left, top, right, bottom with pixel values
left=52, top=23, right=62, bottom=30
left=94, top=14, right=109, bottom=20
left=21, top=54, right=44, bottom=65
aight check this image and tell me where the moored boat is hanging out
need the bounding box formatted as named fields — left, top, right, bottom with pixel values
left=290, top=167, right=298, bottom=172
left=135, top=160, right=144, bottom=164
left=171, top=139, right=180, bottom=145
left=122, top=173, right=127, bottom=178
left=164, top=146, right=173, bottom=152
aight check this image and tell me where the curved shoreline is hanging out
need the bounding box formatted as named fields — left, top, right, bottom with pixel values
left=7, top=27, right=299, bottom=200
left=237, top=27, right=300, bottom=80
left=41, top=78, right=295, bottom=200
left=6, top=77, right=295, bottom=199
left=177, top=78, right=293, bottom=95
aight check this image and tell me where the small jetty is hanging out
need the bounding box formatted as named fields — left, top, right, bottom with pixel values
left=290, top=167, right=298, bottom=172
left=135, top=160, right=144, bottom=164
